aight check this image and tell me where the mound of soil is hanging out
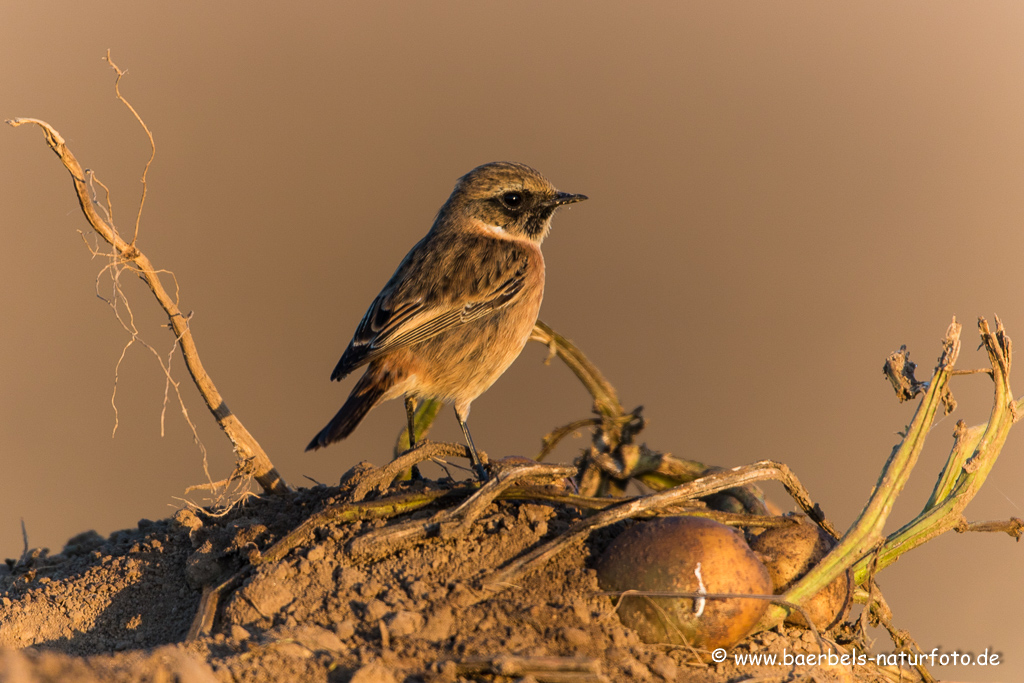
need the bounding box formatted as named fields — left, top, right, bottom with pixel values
left=0, top=461, right=917, bottom=682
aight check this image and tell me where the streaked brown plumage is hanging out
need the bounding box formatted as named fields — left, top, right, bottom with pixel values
left=306, top=162, right=586, bottom=478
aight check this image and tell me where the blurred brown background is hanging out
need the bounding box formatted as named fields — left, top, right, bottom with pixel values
left=2, top=2, right=1022, bottom=679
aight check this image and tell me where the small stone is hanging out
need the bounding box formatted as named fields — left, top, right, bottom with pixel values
left=621, top=657, right=652, bottom=680
left=167, top=651, right=220, bottom=683
left=349, top=661, right=398, bottom=683
left=273, top=641, right=311, bottom=660
left=386, top=610, right=424, bottom=637
left=447, top=583, right=477, bottom=608
left=381, top=588, right=406, bottom=607
left=561, top=627, right=591, bottom=648
left=185, top=541, right=223, bottom=588
left=434, top=661, right=459, bottom=682
left=229, top=625, right=251, bottom=642
left=419, top=607, right=454, bottom=642
left=407, top=580, right=429, bottom=600
left=173, top=509, right=203, bottom=532
left=651, top=654, right=678, bottom=680
left=610, top=628, right=631, bottom=648
left=359, top=580, right=383, bottom=598
left=336, top=567, right=367, bottom=590
left=339, top=461, right=377, bottom=488
left=520, top=504, right=553, bottom=524
left=295, top=625, right=345, bottom=653
left=571, top=598, right=592, bottom=625
left=240, top=576, right=295, bottom=617
left=307, top=545, right=326, bottom=563
left=335, top=619, right=357, bottom=640
left=363, top=599, right=389, bottom=622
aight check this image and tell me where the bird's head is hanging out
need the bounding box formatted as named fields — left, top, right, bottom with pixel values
left=444, top=161, right=586, bottom=243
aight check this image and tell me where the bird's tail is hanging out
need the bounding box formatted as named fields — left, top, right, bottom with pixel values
left=306, top=370, right=392, bottom=451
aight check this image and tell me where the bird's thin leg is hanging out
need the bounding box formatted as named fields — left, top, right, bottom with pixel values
left=402, top=395, right=425, bottom=480
left=404, top=395, right=419, bottom=449
left=455, top=406, right=489, bottom=481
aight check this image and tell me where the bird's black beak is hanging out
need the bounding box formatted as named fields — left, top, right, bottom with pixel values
left=547, top=192, right=588, bottom=207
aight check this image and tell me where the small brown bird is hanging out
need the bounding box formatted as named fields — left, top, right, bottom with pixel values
left=306, top=162, right=586, bottom=479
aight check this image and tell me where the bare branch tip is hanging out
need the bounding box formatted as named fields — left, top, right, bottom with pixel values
left=103, top=49, right=124, bottom=75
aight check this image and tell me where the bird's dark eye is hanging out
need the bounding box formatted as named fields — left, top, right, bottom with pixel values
left=500, top=191, right=524, bottom=209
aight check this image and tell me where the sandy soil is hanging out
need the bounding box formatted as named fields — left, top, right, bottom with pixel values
left=0, top=461, right=921, bottom=683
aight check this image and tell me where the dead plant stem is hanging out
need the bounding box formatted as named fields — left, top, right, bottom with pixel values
left=7, top=116, right=288, bottom=494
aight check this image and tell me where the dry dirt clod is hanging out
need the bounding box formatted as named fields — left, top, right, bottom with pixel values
left=228, top=624, right=251, bottom=642
left=363, top=599, right=389, bottom=623
left=349, top=660, right=399, bottom=683
left=650, top=653, right=678, bottom=680
left=335, top=619, right=357, bottom=640
left=385, top=610, right=425, bottom=637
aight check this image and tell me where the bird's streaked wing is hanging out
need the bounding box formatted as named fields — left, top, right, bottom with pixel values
left=330, top=269, right=526, bottom=380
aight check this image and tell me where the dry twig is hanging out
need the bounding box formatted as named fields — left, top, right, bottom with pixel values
left=347, top=462, right=576, bottom=560
left=353, top=441, right=472, bottom=501
left=954, top=517, right=1024, bottom=538
left=7, top=114, right=287, bottom=494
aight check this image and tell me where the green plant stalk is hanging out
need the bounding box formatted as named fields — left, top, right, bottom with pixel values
left=851, top=319, right=1015, bottom=581
left=759, top=322, right=962, bottom=629
left=927, top=322, right=1015, bottom=508
left=925, top=420, right=979, bottom=509
left=852, top=422, right=1009, bottom=583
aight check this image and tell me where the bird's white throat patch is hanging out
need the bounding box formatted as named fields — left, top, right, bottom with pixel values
left=471, top=220, right=514, bottom=239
